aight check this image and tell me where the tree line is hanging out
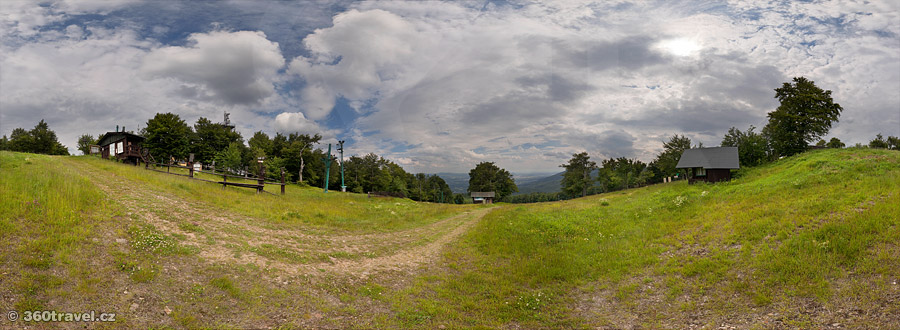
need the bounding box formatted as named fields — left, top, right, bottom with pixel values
left=2, top=76, right=897, bottom=205
left=0, top=120, right=69, bottom=155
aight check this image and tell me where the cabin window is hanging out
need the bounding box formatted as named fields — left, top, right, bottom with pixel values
left=696, top=167, right=706, bottom=177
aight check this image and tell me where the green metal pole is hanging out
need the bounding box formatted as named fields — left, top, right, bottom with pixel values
left=338, top=140, right=345, bottom=192
left=322, top=144, right=332, bottom=193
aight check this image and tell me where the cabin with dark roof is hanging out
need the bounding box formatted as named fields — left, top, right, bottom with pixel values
left=675, top=147, right=740, bottom=184
left=470, top=192, right=496, bottom=204
left=97, top=131, right=145, bottom=164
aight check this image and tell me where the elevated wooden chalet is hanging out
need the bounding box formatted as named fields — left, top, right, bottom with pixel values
left=98, top=131, right=145, bottom=164
left=675, top=147, right=740, bottom=184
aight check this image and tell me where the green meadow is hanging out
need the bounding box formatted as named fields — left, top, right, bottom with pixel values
left=0, top=148, right=897, bottom=329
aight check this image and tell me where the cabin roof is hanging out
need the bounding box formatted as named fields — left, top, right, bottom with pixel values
left=675, top=147, right=740, bottom=169
left=97, top=131, right=145, bottom=147
left=470, top=192, right=496, bottom=198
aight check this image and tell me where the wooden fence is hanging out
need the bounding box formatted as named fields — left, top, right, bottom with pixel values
left=145, top=161, right=286, bottom=195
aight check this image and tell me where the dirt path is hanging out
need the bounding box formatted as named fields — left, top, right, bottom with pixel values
left=69, top=160, right=492, bottom=277
left=296, top=207, right=492, bottom=277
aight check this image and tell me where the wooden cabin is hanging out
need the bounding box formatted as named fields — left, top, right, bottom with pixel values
left=98, top=131, right=145, bottom=164
left=471, top=192, right=496, bottom=204
left=675, top=147, right=740, bottom=184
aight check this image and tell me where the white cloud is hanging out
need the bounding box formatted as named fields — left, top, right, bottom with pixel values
left=141, top=30, right=285, bottom=105
left=1, top=1, right=896, bottom=172
left=285, top=1, right=899, bottom=172
left=273, top=111, right=337, bottom=139
left=0, top=23, right=295, bottom=153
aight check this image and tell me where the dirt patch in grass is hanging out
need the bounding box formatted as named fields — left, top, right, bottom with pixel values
left=69, top=160, right=491, bottom=277
left=58, top=159, right=494, bottom=328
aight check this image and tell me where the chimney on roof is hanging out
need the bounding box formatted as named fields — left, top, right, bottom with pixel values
left=116, top=125, right=119, bottom=132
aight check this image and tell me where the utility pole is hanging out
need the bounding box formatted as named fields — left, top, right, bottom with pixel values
left=322, top=144, right=332, bottom=193
left=338, top=140, right=346, bottom=192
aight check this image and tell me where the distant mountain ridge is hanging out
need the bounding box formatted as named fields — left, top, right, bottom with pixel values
left=433, top=172, right=561, bottom=194
left=514, top=171, right=563, bottom=194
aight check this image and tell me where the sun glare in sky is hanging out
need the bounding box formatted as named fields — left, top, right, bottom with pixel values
left=659, top=38, right=701, bottom=56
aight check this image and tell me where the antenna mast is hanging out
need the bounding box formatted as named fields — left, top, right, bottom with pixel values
left=222, top=111, right=235, bottom=130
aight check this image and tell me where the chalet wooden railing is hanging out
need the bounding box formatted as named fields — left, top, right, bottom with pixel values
left=118, top=145, right=143, bottom=157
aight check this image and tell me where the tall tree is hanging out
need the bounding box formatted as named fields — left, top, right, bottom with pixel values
left=869, top=134, right=889, bottom=149
left=826, top=137, right=845, bottom=149
left=721, top=126, right=769, bottom=167
left=77, top=134, right=98, bottom=155
left=467, top=161, right=518, bottom=200
left=7, top=128, right=33, bottom=152
left=30, top=120, right=69, bottom=155
left=6, top=120, right=68, bottom=155
left=653, top=134, right=692, bottom=177
left=341, top=152, right=411, bottom=194
left=270, top=133, right=288, bottom=159
left=283, top=133, right=321, bottom=183
left=142, top=113, right=192, bottom=162
left=887, top=136, right=900, bottom=151
left=601, top=157, right=648, bottom=190
left=0, top=135, right=7, bottom=150
left=763, top=77, right=843, bottom=157
left=248, top=131, right=273, bottom=156
left=192, top=117, right=242, bottom=164
left=560, top=152, right=596, bottom=198
left=214, top=141, right=244, bottom=172
left=424, top=175, right=452, bottom=203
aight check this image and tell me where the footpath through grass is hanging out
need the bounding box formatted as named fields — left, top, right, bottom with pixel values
left=380, top=148, right=900, bottom=329
left=67, top=156, right=471, bottom=234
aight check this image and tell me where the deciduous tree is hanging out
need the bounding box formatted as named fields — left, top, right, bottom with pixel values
left=763, top=77, right=843, bottom=157
left=826, top=137, right=845, bottom=149
left=653, top=134, right=691, bottom=177
left=77, top=134, right=97, bottom=155
left=869, top=134, right=889, bottom=149
left=467, top=162, right=518, bottom=200
left=561, top=152, right=596, bottom=198
left=214, top=141, right=244, bottom=172
left=142, top=113, right=192, bottom=161
left=721, top=126, right=769, bottom=167
left=192, top=117, right=242, bottom=164
left=6, top=120, right=68, bottom=155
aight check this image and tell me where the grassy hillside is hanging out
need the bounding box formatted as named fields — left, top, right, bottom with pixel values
left=387, top=148, right=900, bottom=328
left=1, top=148, right=898, bottom=329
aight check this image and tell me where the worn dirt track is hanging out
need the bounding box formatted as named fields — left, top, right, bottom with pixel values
left=70, top=160, right=492, bottom=277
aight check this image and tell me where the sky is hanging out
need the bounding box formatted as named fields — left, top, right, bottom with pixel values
left=1, top=0, right=898, bottom=173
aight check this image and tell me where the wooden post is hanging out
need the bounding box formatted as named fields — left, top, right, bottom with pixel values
left=280, top=167, right=285, bottom=195
left=257, top=158, right=265, bottom=194
left=188, top=153, right=194, bottom=178
left=222, top=173, right=227, bottom=190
